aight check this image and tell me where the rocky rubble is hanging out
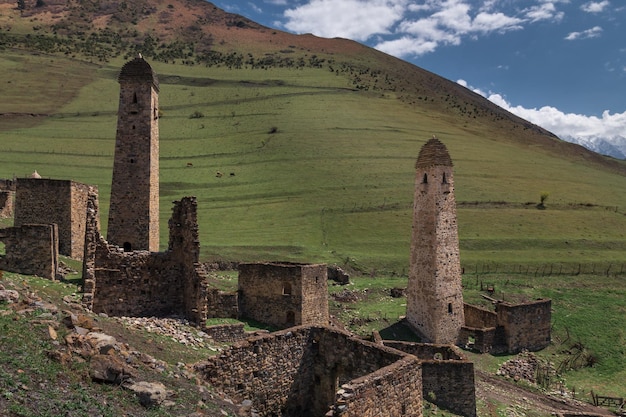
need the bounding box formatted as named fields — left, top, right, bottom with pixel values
left=116, top=315, right=220, bottom=351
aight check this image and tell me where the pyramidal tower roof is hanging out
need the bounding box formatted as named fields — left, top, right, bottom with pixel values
left=416, top=137, right=453, bottom=168
left=118, top=53, right=159, bottom=91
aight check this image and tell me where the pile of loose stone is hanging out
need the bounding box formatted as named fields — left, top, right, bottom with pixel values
left=116, top=316, right=220, bottom=351
left=497, top=351, right=556, bottom=386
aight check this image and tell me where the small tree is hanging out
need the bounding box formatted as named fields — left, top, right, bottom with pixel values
left=537, top=192, right=549, bottom=210
left=16, top=0, right=26, bottom=10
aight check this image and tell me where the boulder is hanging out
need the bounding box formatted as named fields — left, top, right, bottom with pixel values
left=0, top=289, right=19, bottom=303
left=126, top=381, right=169, bottom=407
left=89, top=354, right=136, bottom=384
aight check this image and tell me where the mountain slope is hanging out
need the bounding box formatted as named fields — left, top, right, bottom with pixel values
left=1, top=0, right=626, bottom=273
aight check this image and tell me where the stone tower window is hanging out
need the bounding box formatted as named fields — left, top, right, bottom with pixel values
left=123, top=242, right=132, bottom=252
left=286, top=311, right=295, bottom=326
left=448, top=303, right=453, bottom=314
left=132, top=93, right=138, bottom=104
left=422, top=173, right=428, bottom=184
left=442, top=172, right=448, bottom=184
left=282, top=282, right=292, bottom=296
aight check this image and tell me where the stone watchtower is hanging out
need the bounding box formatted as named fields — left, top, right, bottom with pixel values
left=107, top=54, right=160, bottom=252
left=406, top=138, right=464, bottom=344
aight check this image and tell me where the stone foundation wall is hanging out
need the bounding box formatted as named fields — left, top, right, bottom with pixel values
left=0, top=191, right=13, bottom=218
left=14, top=178, right=91, bottom=259
left=195, top=326, right=423, bottom=417
left=238, top=262, right=329, bottom=329
left=496, top=299, right=552, bottom=353
left=384, top=341, right=476, bottom=417
left=0, top=224, right=58, bottom=279
left=204, top=323, right=246, bottom=343
left=82, top=192, right=208, bottom=324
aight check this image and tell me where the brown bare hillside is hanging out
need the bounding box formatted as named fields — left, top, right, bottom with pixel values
left=1, top=0, right=624, bottom=176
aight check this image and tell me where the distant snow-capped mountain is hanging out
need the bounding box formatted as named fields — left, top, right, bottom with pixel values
left=561, top=135, right=626, bottom=160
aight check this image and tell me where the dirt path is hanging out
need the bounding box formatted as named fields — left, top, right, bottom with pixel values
left=475, top=370, right=614, bottom=416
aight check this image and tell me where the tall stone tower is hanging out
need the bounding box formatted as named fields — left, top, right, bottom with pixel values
left=406, top=137, right=464, bottom=344
left=107, top=54, right=160, bottom=252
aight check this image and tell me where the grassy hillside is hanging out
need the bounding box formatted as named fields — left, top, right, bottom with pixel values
left=2, top=49, right=626, bottom=274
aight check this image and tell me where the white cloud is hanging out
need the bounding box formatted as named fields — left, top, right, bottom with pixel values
left=283, top=0, right=408, bottom=41
left=581, top=1, right=610, bottom=13
left=280, top=0, right=561, bottom=58
left=523, top=2, right=564, bottom=22
left=565, top=26, right=603, bottom=40
left=457, top=79, right=626, bottom=148
left=248, top=2, right=263, bottom=14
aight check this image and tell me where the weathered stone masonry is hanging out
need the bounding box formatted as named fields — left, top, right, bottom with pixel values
left=0, top=223, right=59, bottom=279
left=238, top=262, right=329, bottom=329
left=82, top=190, right=209, bottom=324
left=407, top=138, right=464, bottom=345
left=460, top=299, right=552, bottom=354
left=0, top=190, right=13, bottom=219
left=384, top=341, right=477, bottom=417
left=195, top=326, right=422, bottom=417
left=14, top=178, right=90, bottom=260
left=107, top=55, right=160, bottom=252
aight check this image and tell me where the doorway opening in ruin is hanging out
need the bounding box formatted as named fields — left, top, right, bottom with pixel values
left=286, top=311, right=295, bottom=326
left=123, top=242, right=132, bottom=252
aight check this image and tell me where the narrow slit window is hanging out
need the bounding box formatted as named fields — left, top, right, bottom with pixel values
left=422, top=173, right=428, bottom=184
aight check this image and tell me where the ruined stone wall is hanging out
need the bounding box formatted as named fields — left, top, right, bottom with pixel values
left=206, top=288, right=238, bottom=319
left=458, top=326, right=497, bottom=353
left=14, top=178, right=90, bottom=259
left=238, top=262, right=329, bottom=329
left=496, top=299, right=552, bottom=353
left=0, top=191, right=13, bottom=219
left=196, top=326, right=316, bottom=416
left=83, top=192, right=208, bottom=324
left=464, top=303, right=497, bottom=328
left=196, top=326, right=423, bottom=417
left=332, top=356, right=422, bottom=417
left=0, top=224, right=58, bottom=279
left=384, top=341, right=476, bottom=417
left=204, top=323, right=246, bottom=343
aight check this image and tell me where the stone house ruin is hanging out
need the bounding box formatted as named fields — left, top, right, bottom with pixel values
left=195, top=326, right=424, bottom=417
left=82, top=190, right=209, bottom=324
left=0, top=176, right=88, bottom=279
left=460, top=299, right=552, bottom=354
left=237, top=262, right=329, bottom=329
left=14, top=178, right=91, bottom=259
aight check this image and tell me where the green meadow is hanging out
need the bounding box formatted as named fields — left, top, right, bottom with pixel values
left=2, top=51, right=626, bottom=275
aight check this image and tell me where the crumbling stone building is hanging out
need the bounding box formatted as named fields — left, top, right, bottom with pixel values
left=237, top=262, right=329, bottom=328
left=13, top=178, right=91, bottom=259
left=82, top=190, right=209, bottom=324
left=461, top=299, right=552, bottom=354
left=195, top=326, right=424, bottom=417
left=407, top=138, right=465, bottom=344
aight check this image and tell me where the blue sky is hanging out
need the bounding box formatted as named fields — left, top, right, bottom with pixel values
left=211, top=1, right=626, bottom=155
